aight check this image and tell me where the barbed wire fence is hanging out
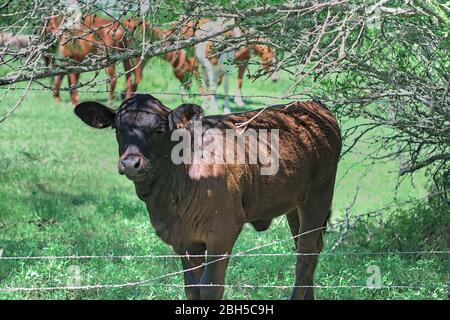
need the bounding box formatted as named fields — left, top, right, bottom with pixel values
left=0, top=189, right=448, bottom=294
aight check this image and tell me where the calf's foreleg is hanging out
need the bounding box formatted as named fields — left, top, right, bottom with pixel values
left=199, top=226, right=241, bottom=299
left=179, top=250, right=205, bottom=300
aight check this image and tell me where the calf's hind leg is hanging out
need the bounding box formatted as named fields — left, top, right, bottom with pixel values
left=290, top=193, right=332, bottom=300
left=286, top=209, right=300, bottom=250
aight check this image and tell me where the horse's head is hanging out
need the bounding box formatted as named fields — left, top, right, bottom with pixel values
left=255, top=44, right=279, bottom=82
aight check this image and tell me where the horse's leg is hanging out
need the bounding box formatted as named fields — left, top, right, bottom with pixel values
left=195, top=42, right=218, bottom=113
left=132, top=58, right=144, bottom=95
left=174, top=69, right=190, bottom=102
left=174, top=69, right=187, bottom=87
left=234, top=64, right=246, bottom=107
left=207, top=62, right=219, bottom=113
left=222, top=71, right=231, bottom=114
left=180, top=60, right=194, bottom=92
left=106, top=65, right=116, bottom=104
left=200, top=63, right=218, bottom=112
left=68, top=73, right=79, bottom=106
left=191, top=58, right=201, bottom=88
left=53, top=75, right=62, bottom=103
left=216, top=73, right=223, bottom=86
left=218, top=52, right=233, bottom=113
left=198, top=71, right=208, bottom=108
left=44, top=56, right=55, bottom=89
left=123, top=59, right=133, bottom=100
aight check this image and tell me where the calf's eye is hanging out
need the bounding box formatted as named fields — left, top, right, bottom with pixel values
left=156, top=127, right=166, bottom=134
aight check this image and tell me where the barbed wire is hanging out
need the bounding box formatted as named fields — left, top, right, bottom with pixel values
left=1, top=250, right=448, bottom=261
left=0, top=85, right=308, bottom=101
left=1, top=0, right=448, bottom=184
left=1, top=150, right=447, bottom=295
left=153, top=283, right=449, bottom=290
left=1, top=283, right=446, bottom=293
left=328, top=188, right=449, bottom=250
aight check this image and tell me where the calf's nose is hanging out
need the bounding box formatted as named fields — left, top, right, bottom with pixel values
left=119, top=155, right=143, bottom=175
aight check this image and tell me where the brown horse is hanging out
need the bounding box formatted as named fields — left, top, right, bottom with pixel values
left=46, top=15, right=140, bottom=106
left=227, top=41, right=279, bottom=107
left=124, top=25, right=198, bottom=96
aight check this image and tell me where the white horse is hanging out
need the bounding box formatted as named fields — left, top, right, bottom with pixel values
left=194, top=19, right=241, bottom=114
left=194, top=20, right=280, bottom=114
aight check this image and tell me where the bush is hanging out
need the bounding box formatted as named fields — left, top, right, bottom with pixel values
left=341, top=195, right=449, bottom=255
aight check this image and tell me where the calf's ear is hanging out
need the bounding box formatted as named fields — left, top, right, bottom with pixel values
left=74, top=102, right=116, bottom=129
left=168, top=103, right=204, bottom=130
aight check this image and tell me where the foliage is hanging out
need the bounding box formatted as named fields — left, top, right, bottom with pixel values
left=341, top=195, right=449, bottom=254
left=319, top=2, right=449, bottom=193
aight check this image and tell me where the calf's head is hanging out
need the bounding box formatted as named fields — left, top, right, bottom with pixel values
left=74, top=94, right=203, bottom=182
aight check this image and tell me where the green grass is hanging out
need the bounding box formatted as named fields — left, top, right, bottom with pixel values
left=0, top=60, right=447, bottom=300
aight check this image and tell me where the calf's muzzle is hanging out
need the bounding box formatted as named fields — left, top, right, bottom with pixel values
left=119, top=154, right=144, bottom=176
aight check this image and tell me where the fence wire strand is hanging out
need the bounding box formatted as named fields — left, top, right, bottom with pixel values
left=2, top=283, right=447, bottom=293
left=0, top=85, right=309, bottom=101
left=1, top=251, right=449, bottom=261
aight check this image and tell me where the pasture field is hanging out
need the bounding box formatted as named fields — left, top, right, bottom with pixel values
left=0, top=61, right=448, bottom=299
